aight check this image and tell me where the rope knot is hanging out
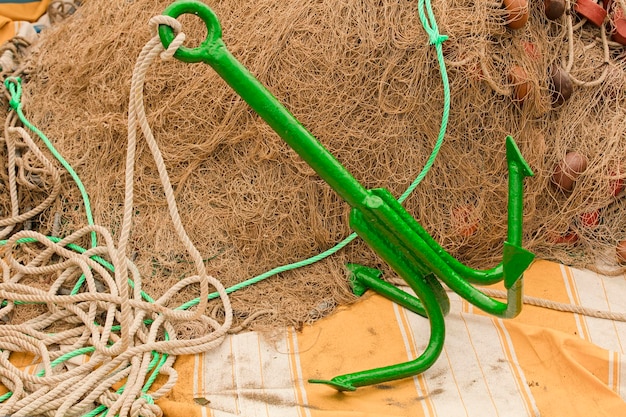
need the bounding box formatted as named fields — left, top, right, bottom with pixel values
left=429, top=33, right=448, bottom=46
left=148, top=15, right=186, bottom=61
left=4, top=76, right=22, bottom=110
left=130, top=394, right=161, bottom=417
left=148, top=15, right=182, bottom=37
left=8, top=96, right=19, bottom=110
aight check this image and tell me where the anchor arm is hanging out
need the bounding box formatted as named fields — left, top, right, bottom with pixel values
left=360, top=188, right=532, bottom=318
left=346, top=263, right=429, bottom=318
left=309, top=206, right=447, bottom=391
left=315, top=173, right=531, bottom=390
left=407, top=136, right=534, bottom=286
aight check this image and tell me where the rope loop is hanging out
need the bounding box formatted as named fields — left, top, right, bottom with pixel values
left=418, top=0, right=448, bottom=46
left=129, top=394, right=161, bottom=417
left=148, top=15, right=186, bottom=60
left=4, top=76, right=22, bottom=110
left=148, top=15, right=182, bottom=36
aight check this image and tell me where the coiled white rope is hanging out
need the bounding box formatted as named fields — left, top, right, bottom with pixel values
left=0, top=16, right=233, bottom=417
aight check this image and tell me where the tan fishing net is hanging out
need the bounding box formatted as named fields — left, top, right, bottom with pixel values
left=3, top=0, right=626, bottom=329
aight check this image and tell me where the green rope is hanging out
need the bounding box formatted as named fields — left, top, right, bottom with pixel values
left=36, top=346, right=96, bottom=377
left=400, top=0, right=449, bottom=203
left=82, top=351, right=162, bottom=417
left=4, top=77, right=97, bottom=249
left=0, top=347, right=97, bottom=411
left=4, top=77, right=99, bottom=294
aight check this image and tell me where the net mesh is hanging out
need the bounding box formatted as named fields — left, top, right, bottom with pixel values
left=2, top=0, right=625, bottom=330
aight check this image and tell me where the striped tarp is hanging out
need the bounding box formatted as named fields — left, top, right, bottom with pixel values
left=0, top=0, right=48, bottom=45
left=158, top=260, right=626, bottom=417
left=0, top=0, right=49, bottom=22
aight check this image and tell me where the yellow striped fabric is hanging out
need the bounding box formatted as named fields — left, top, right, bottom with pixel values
left=0, top=0, right=49, bottom=22
left=0, top=0, right=49, bottom=45
left=159, top=260, right=626, bottom=417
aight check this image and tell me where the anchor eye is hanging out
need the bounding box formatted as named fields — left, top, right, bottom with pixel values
left=158, top=0, right=223, bottom=63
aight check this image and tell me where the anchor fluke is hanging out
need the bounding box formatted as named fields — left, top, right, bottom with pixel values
left=503, top=242, right=534, bottom=289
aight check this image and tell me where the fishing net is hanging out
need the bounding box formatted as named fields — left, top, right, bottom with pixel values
left=3, top=0, right=626, bottom=331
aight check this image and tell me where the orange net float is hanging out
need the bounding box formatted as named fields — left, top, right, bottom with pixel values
left=574, top=0, right=608, bottom=27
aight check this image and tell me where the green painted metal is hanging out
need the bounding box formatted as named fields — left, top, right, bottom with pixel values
left=159, top=0, right=535, bottom=391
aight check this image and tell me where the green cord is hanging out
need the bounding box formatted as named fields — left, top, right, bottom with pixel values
left=35, top=346, right=96, bottom=377
left=4, top=77, right=97, bottom=249
left=3, top=78, right=101, bottom=298
left=83, top=351, right=162, bottom=417
left=400, top=0, right=449, bottom=203
left=142, top=353, right=168, bottom=394
left=0, top=347, right=96, bottom=411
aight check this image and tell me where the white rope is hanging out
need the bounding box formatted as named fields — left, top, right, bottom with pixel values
left=0, top=16, right=233, bottom=417
left=388, top=278, right=626, bottom=322
left=479, top=287, right=626, bottom=321
left=564, top=0, right=611, bottom=87
left=0, top=50, right=15, bottom=73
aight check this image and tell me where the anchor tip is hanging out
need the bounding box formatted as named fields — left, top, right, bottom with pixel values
left=505, top=136, right=534, bottom=178
left=309, top=379, right=357, bottom=391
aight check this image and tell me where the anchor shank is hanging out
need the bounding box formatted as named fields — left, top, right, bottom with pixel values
left=199, top=41, right=371, bottom=209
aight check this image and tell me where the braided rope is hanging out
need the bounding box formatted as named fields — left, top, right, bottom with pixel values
left=479, top=287, right=626, bottom=321
left=0, top=16, right=233, bottom=417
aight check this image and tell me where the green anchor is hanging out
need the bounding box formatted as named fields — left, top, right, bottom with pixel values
left=158, top=0, right=535, bottom=392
